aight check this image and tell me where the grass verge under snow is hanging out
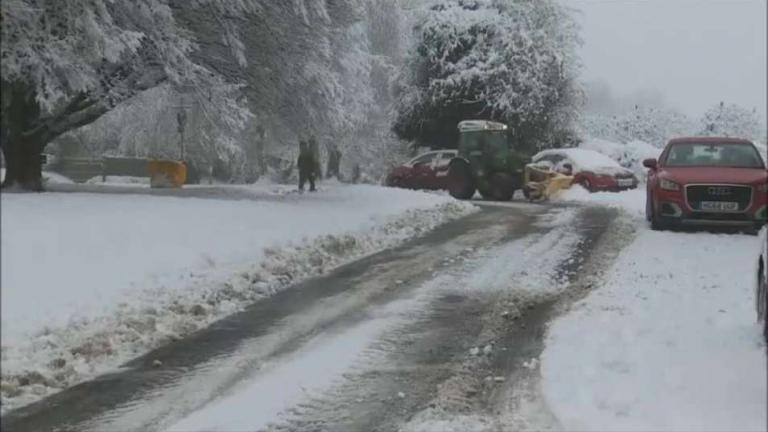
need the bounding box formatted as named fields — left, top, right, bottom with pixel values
left=0, top=185, right=476, bottom=412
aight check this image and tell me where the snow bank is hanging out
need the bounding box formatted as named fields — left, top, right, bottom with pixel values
left=0, top=185, right=476, bottom=411
left=85, top=175, right=150, bottom=186
left=0, top=169, right=74, bottom=185
left=542, top=228, right=766, bottom=431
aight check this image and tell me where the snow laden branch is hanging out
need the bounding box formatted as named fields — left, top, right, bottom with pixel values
left=0, top=0, right=253, bottom=190
left=393, top=0, right=582, bottom=151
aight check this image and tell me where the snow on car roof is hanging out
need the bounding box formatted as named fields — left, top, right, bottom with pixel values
left=534, top=148, right=623, bottom=171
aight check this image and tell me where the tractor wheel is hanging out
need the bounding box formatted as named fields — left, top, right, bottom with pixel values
left=489, top=173, right=514, bottom=201
left=523, top=185, right=534, bottom=201
left=478, top=187, right=494, bottom=200
left=447, top=160, right=476, bottom=200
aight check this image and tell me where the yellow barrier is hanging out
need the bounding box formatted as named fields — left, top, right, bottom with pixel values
left=148, top=160, right=187, bottom=188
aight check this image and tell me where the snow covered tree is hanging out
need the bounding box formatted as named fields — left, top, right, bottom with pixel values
left=699, top=102, right=763, bottom=141
left=392, top=0, right=581, bottom=152
left=581, top=106, right=695, bottom=148
left=0, top=0, right=254, bottom=190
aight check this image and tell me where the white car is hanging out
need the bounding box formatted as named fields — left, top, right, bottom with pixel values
left=531, top=148, right=638, bottom=192
left=756, top=225, right=768, bottom=344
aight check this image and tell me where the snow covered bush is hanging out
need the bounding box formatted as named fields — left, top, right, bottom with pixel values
left=392, top=0, right=581, bottom=152
left=580, top=106, right=695, bottom=149
left=578, top=138, right=661, bottom=179
left=698, top=101, right=763, bottom=141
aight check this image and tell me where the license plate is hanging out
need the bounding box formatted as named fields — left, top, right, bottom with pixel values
left=700, top=201, right=738, bottom=212
left=617, top=179, right=634, bottom=187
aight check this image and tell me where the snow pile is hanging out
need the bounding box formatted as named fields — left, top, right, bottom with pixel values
left=85, top=176, right=150, bottom=186
left=579, top=137, right=661, bottom=178
left=556, top=186, right=646, bottom=219
left=0, top=185, right=476, bottom=412
left=42, top=171, right=76, bottom=185
left=541, top=228, right=766, bottom=431
left=0, top=169, right=74, bottom=185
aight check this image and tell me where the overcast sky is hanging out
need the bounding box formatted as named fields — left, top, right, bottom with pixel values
left=571, top=0, right=766, bottom=119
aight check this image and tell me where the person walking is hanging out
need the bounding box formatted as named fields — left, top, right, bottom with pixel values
left=297, top=140, right=317, bottom=192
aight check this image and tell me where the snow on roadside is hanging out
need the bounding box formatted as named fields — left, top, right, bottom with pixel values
left=0, top=185, right=476, bottom=412
left=541, top=227, right=767, bottom=431
left=0, top=168, right=75, bottom=185
left=85, top=175, right=150, bottom=186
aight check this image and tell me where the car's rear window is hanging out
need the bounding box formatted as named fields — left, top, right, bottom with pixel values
left=664, top=142, right=765, bottom=168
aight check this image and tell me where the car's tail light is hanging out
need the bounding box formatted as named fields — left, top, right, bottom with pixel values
left=660, top=178, right=680, bottom=191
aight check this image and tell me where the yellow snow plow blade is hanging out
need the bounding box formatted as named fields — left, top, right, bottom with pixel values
left=148, top=160, right=187, bottom=188
left=523, top=164, right=573, bottom=201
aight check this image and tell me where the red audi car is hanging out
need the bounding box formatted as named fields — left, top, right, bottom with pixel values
left=385, top=150, right=457, bottom=191
left=644, top=137, right=768, bottom=230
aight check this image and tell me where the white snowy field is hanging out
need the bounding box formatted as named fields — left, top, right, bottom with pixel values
left=546, top=188, right=767, bottom=431
left=0, top=184, right=475, bottom=411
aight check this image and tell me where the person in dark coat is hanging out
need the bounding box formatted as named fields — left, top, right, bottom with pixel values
left=297, top=140, right=317, bottom=192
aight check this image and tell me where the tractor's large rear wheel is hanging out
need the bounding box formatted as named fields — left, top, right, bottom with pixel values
left=447, top=160, right=476, bottom=200
left=488, top=173, right=514, bottom=201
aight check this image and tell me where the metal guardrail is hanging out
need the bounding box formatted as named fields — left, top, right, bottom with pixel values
left=49, top=157, right=149, bottom=183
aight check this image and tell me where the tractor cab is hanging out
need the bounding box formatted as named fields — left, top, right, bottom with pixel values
left=447, top=120, right=525, bottom=201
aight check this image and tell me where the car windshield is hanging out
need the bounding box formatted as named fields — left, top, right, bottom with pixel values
left=664, top=142, right=765, bottom=168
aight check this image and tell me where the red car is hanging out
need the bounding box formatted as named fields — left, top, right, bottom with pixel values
left=531, top=148, right=638, bottom=192
left=385, top=150, right=457, bottom=190
left=644, top=137, right=768, bottom=230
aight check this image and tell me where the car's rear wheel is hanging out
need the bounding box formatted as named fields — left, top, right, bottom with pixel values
left=581, top=178, right=593, bottom=192
left=447, top=160, right=476, bottom=200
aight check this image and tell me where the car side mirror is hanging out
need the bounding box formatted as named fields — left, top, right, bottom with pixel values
left=642, top=158, right=658, bottom=169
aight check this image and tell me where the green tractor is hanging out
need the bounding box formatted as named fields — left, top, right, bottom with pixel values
left=446, top=120, right=527, bottom=201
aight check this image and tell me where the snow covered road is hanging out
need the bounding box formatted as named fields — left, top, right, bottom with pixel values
left=3, top=184, right=765, bottom=432
left=2, top=202, right=625, bottom=432
left=0, top=184, right=474, bottom=412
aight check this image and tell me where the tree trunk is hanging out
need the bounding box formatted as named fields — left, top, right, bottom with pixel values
left=325, top=141, right=342, bottom=180
left=1, top=81, right=44, bottom=191
left=255, top=126, right=267, bottom=178
left=1, top=134, right=44, bottom=191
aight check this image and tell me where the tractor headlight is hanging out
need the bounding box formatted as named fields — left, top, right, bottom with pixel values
left=660, top=178, right=680, bottom=191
